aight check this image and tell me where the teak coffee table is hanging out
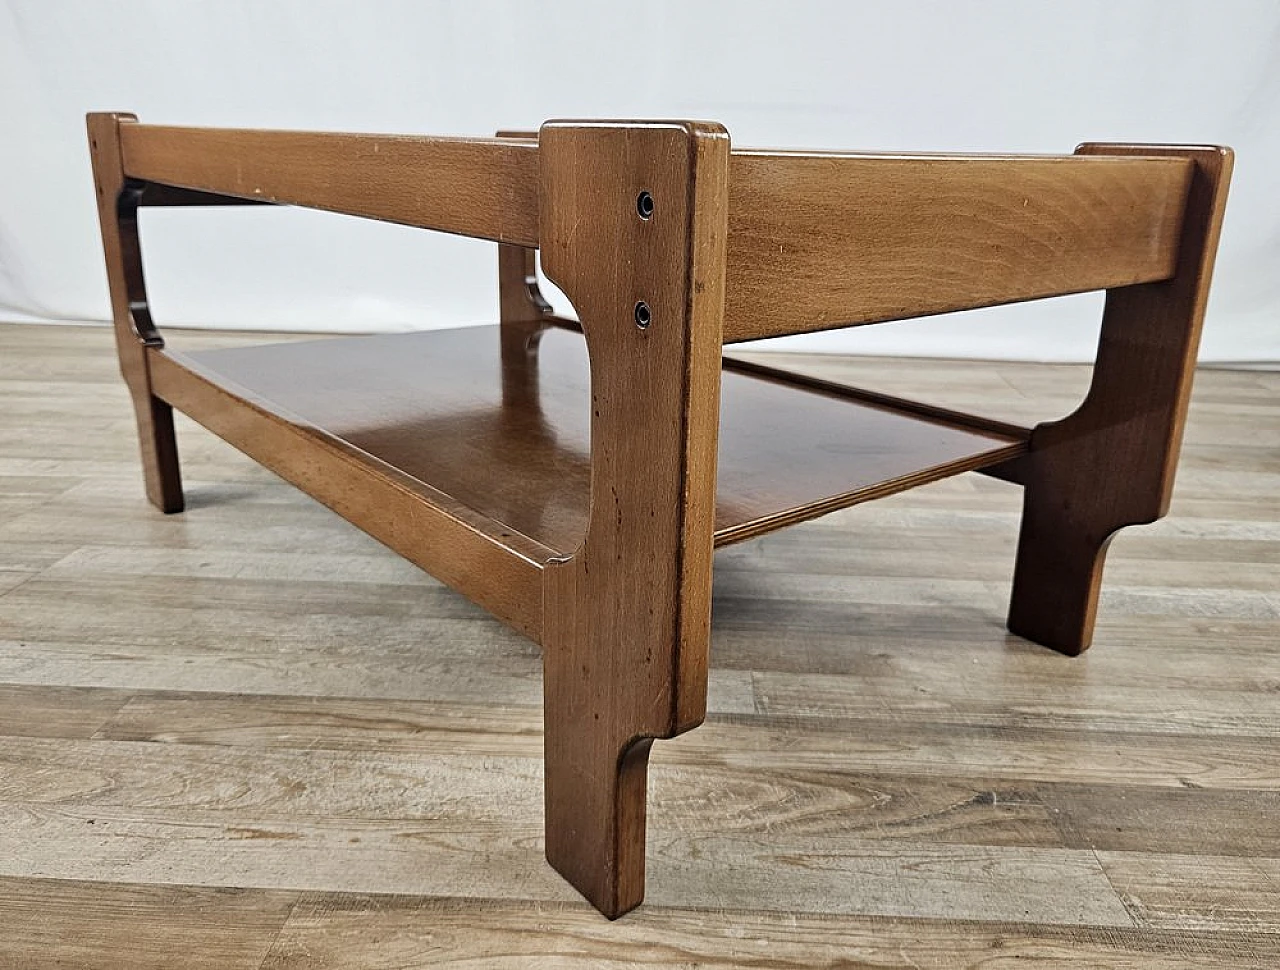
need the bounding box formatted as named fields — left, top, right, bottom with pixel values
left=87, top=114, right=1231, bottom=918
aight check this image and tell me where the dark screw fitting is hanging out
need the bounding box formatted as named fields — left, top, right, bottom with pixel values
left=634, top=301, right=651, bottom=329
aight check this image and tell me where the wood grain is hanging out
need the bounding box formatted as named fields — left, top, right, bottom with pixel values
left=0, top=876, right=297, bottom=970
left=536, top=121, right=729, bottom=917
left=258, top=895, right=1277, bottom=969
left=0, top=683, right=133, bottom=740
left=87, top=120, right=1231, bottom=915
left=112, top=120, right=1198, bottom=347
left=1046, top=785, right=1280, bottom=857
left=164, top=325, right=1024, bottom=555
left=86, top=112, right=184, bottom=512
left=723, top=150, right=1193, bottom=340
left=118, top=122, right=540, bottom=244
left=1006, top=145, right=1234, bottom=654
left=147, top=344, right=548, bottom=640
left=1099, top=853, right=1280, bottom=933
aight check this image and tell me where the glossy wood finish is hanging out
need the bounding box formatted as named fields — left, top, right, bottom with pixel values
left=147, top=344, right=548, bottom=640
left=83, top=113, right=1233, bottom=919
left=1006, top=145, right=1234, bottom=654
left=494, top=131, right=553, bottom=357
left=723, top=151, right=1193, bottom=340
left=5, top=323, right=1279, bottom=967
left=119, top=123, right=540, bottom=244
left=723, top=353, right=1032, bottom=441
left=86, top=113, right=184, bottom=513
left=161, top=326, right=1025, bottom=556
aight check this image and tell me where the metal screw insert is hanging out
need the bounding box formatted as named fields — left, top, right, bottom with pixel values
left=636, top=191, right=654, bottom=220
left=634, top=301, right=651, bottom=329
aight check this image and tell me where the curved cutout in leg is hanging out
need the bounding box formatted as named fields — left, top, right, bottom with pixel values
left=536, top=121, right=729, bottom=917
left=1007, top=144, right=1232, bottom=655
left=87, top=112, right=184, bottom=514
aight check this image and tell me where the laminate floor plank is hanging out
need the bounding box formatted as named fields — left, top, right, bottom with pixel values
left=0, top=874, right=298, bottom=970
left=0, top=683, right=134, bottom=740
left=1098, top=853, right=1280, bottom=933
left=1043, top=786, right=1280, bottom=857
left=1, top=322, right=1276, bottom=966
left=257, top=895, right=1279, bottom=970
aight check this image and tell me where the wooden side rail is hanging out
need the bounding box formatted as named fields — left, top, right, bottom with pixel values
left=490, top=130, right=1196, bottom=343
left=722, top=354, right=1032, bottom=442
left=723, top=150, right=1195, bottom=341
left=115, top=121, right=1198, bottom=342
left=118, top=122, right=540, bottom=244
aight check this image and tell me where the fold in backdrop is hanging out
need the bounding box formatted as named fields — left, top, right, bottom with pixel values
left=2, top=0, right=1277, bottom=362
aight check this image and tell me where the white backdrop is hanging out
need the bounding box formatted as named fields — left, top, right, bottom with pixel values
left=2, top=0, right=1277, bottom=362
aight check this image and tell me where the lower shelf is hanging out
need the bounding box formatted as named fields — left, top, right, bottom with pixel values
left=158, top=325, right=1027, bottom=557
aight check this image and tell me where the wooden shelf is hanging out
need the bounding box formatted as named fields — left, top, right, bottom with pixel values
left=154, top=325, right=1027, bottom=558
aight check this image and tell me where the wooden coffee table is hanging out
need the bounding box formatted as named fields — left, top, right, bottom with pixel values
left=87, top=114, right=1231, bottom=917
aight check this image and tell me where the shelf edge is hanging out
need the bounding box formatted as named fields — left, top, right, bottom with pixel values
left=722, top=354, right=1032, bottom=441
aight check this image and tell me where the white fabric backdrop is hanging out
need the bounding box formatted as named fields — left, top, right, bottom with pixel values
left=2, top=0, right=1277, bottom=361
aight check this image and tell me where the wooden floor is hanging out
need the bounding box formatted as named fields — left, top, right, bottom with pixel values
left=1, top=322, right=1278, bottom=969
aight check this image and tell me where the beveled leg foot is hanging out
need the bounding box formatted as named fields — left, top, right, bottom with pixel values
left=543, top=725, right=652, bottom=919
left=1005, top=144, right=1232, bottom=658
left=1006, top=489, right=1116, bottom=656
left=135, top=394, right=184, bottom=514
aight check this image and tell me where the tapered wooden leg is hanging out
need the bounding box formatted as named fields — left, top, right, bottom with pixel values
left=543, top=638, right=656, bottom=917
left=542, top=532, right=702, bottom=919
left=1006, top=143, right=1232, bottom=655
left=132, top=392, right=184, bottom=514
left=541, top=538, right=715, bottom=918
left=536, top=121, right=729, bottom=916
left=546, top=735, right=653, bottom=918
left=1007, top=491, right=1117, bottom=655
left=88, top=112, right=185, bottom=514
left=541, top=555, right=706, bottom=918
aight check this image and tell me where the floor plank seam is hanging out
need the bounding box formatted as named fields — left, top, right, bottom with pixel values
left=254, top=892, right=307, bottom=970
left=1089, top=846, right=1141, bottom=930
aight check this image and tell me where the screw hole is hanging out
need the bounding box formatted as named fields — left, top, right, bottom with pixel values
left=636, top=191, right=654, bottom=220
left=634, top=301, right=651, bottom=329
